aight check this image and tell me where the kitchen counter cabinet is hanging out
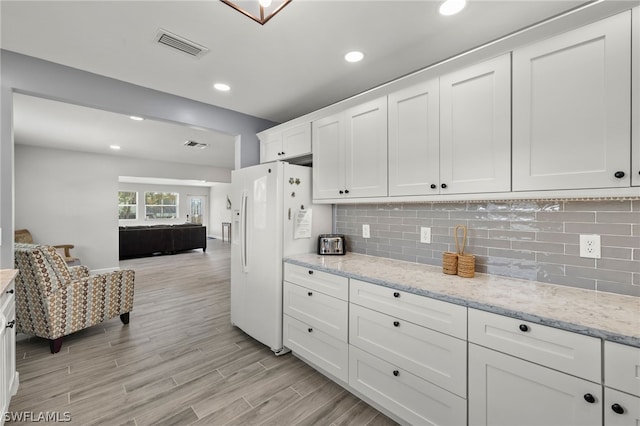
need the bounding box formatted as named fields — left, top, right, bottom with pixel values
left=312, top=97, right=388, bottom=200
left=0, top=270, right=18, bottom=425
left=604, top=341, right=640, bottom=426
left=512, top=11, right=632, bottom=191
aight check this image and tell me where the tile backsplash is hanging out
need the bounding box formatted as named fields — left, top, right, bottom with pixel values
left=335, top=199, right=640, bottom=297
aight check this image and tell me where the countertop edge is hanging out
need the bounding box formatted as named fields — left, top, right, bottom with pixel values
left=0, top=269, right=18, bottom=294
left=284, top=257, right=640, bottom=348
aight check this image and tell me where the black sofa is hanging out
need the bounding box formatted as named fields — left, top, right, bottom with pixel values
left=119, top=224, right=207, bottom=259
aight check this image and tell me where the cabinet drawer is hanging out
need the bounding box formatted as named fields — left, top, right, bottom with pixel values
left=349, top=346, right=467, bottom=426
left=0, top=283, right=14, bottom=310
left=605, top=387, right=640, bottom=426
left=284, top=263, right=348, bottom=300
left=350, top=279, right=466, bottom=339
left=468, top=308, right=601, bottom=382
left=283, top=315, right=348, bottom=383
left=350, top=304, right=466, bottom=397
left=284, top=281, right=348, bottom=341
left=605, top=341, right=640, bottom=397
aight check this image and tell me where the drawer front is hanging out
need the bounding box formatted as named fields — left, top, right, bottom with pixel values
left=350, top=279, right=466, bottom=339
left=349, top=346, right=467, bottom=426
left=350, top=304, right=466, bottom=397
left=284, top=263, right=348, bottom=300
left=468, top=308, right=601, bottom=382
left=283, top=314, right=348, bottom=383
left=284, top=281, right=348, bottom=341
left=0, top=282, right=14, bottom=311
left=605, top=341, right=640, bottom=397
left=605, top=387, right=640, bottom=426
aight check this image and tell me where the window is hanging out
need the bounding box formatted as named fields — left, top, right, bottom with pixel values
left=118, top=191, right=137, bottom=220
left=145, top=192, right=178, bottom=219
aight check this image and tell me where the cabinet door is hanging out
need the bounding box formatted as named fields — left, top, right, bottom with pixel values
left=312, top=113, right=345, bottom=199
left=469, top=344, right=602, bottom=426
left=259, top=131, right=282, bottom=163
left=388, top=80, right=440, bottom=196
left=513, top=11, right=631, bottom=191
left=345, top=97, right=388, bottom=198
left=281, top=123, right=311, bottom=160
left=440, top=53, right=511, bottom=194
left=632, top=6, right=639, bottom=187
left=605, top=388, right=640, bottom=426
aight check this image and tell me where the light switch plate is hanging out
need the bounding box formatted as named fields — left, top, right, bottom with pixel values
left=420, top=227, right=431, bottom=244
left=362, top=224, right=370, bottom=239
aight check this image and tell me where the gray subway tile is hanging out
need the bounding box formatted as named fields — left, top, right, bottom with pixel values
left=389, top=209, right=418, bottom=218
left=388, top=252, right=418, bottom=263
left=565, top=200, right=631, bottom=212
left=377, top=217, right=404, bottom=225
left=536, top=232, right=577, bottom=244
left=466, top=237, right=511, bottom=249
left=601, top=235, right=640, bottom=249
left=488, top=248, right=536, bottom=261
left=565, top=265, right=632, bottom=284
left=512, top=240, right=564, bottom=254
left=596, top=281, right=640, bottom=297
left=417, top=210, right=450, bottom=219
left=402, top=218, right=433, bottom=226
left=597, top=212, right=640, bottom=224
left=536, top=253, right=595, bottom=268
left=537, top=274, right=596, bottom=291
left=390, top=224, right=418, bottom=233
left=511, top=222, right=564, bottom=232
left=600, top=246, right=633, bottom=260
left=596, top=258, right=640, bottom=273
left=489, top=230, right=536, bottom=241
left=536, top=212, right=595, bottom=222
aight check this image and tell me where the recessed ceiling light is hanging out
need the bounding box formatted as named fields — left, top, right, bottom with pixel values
left=129, top=116, right=144, bottom=121
left=110, top=145, right=121, bottom=150
left=439, top=0, right=466, bottom=16
left=344, top=51, right=364, bottom=63
left=214, top=83, right=231, bottom=92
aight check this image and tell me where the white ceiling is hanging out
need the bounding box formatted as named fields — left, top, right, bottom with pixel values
left=2, top=0, right=622, bottom=177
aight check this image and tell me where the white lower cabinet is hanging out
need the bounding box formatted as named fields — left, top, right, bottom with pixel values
left=469, top=343, right=602, bottom=426
left=0, top=281, right=17, bottom=424
left=350, top=345, right=467, bottom=426
left=604, top=388, right=640, bottom=426
left=604, top=341, right=640, bottom=426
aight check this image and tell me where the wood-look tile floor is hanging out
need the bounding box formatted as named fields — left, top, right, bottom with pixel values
left=9, top=239, right=399, bottom=426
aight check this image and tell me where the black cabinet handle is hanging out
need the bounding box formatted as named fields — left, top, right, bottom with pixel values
left=393, top=292, right=400, bottom=298
left=392, top=370, right=399, bottom=377
left=307, top=292, right=312, bottom=296
left=339, top=190, right=344, bottom=194
left=519, top=324, right=529, bottom=332
left=308, top=270, right=314, bottom=275
left=430, top=184, right=436, bottom=189
left=6, top=289, right=14, bottom=294
left=611, top=404, right=625, bottom=414
left=308, top=328, right=313, bottom=333
left=6, top=320, right=15, bottom=329
left=281, top=152, right=285, bottom=156
left=614, top=171, right=625, bottom=179
left=344, top=189, right=350, bottom=194
left=583, top=393, right=596, bottom=404
left=441, top=183, right=447, bottom=189
left=393, top=321, right=400, bottom=327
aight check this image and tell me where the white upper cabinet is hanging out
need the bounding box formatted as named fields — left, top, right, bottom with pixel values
left=632, top=6, right=639, bottom=187
left=313, top=97, right=388, bottom=199
left=388, top=79, right=440, bottom=196
left=440, top=53, right=512, bottom=194
left=259, top=122, right=311, bottom=163
left=512, top=11, right=632, bottom=191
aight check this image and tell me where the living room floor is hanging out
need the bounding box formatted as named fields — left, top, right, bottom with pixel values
left=9, top=239, right=398, bottom=425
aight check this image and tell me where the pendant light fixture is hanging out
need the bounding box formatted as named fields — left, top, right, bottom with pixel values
left=220, top=0, right=292, bottom=25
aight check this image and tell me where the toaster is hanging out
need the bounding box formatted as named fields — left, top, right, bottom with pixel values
left=317, top=234, right=346, bottom=255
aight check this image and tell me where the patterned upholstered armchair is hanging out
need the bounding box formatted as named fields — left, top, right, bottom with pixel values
left=14, top=243, right=135, bottom=353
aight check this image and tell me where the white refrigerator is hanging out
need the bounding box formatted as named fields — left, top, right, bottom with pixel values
left=230, top=161, right=331, bottom=355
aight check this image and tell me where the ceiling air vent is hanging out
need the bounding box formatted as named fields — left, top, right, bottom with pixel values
left=155, top=29, right=209, bottom=58
left=184, top=140, right=209, bottom=149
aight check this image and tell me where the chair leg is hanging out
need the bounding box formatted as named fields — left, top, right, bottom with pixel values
left=49, top=337, right=63, bottom=354
left=120, top=312, right=130, bottom=324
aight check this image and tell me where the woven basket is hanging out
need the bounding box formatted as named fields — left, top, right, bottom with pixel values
left=442, top=251, right=458, bottom=275
left=454, top=224, right=475, bottom=278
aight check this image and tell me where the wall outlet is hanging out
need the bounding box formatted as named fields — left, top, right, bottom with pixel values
left=420, top=227, right=431, bottom=244
left=362, top=224, right=370, bottom=239
left=579, top=234, right=601, bottom=259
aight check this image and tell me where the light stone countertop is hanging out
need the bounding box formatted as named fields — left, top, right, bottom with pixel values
left=0, top=269, right=18, bottom=294
left=284, top=252, right=640, bottom=348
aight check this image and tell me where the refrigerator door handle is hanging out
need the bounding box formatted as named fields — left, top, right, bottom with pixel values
left=240, top=190, right=249, bottom=272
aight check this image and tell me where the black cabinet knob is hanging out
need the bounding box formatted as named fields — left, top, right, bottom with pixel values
left=6, top=320, right=15, bottom=329
left=611, top=404, right=624, bottom=414
left=281, top=152, right=285, bottom=156
left=6, top=289, right=14, bottom=294
left=393, top=292, right=400, bottom=298
left=344, top=189, right=350, bottom=194
left=308, top=270, right=314, bottom=275
left=519, top=324, right=529, bottom=332
left=430, top=184, right=436, bottom=189
left=441, top=183, right=447, bottom=189
left=393, top=321, right=400, bottom=327
left=614, top=171, right=625, bottom=179
left=339, top=190, right=344, bottom=194
left=307, top=292, right=312, bottom=296
left=583, top=393, right=596, bottom=404
left=392, top=370, right=399, bottom=377
left=308, top=328, right=313, bottom=333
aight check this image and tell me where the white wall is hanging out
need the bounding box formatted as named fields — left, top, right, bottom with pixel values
left=209, top=183, right=233, bottom=239
left=15, top=144, right=230, bottom=270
